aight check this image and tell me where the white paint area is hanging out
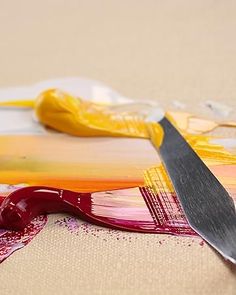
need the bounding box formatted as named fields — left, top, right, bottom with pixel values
left=203, top=100, right=233, bottom=118
left=0, top=184, right=26, bottom=193
left=172, top=100, right=186, bottom=109
left=146, top=108, right=165, bottom=122
left=210, top=138, right=236, bottom=149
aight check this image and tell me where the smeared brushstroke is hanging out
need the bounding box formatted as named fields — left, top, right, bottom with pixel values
left=90, top=185, right=195, bottom=235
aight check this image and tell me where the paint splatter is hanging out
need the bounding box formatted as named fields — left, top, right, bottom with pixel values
left=55, top=217, right=135, bottom=242
left=199, top=240, right=204, bottom=246
left=54, top=216, right=205, bottom=247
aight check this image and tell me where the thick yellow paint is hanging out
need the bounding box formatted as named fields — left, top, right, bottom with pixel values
left=146, top=122, right=164, bottom=148
left=35, top=89, right=151, bottom=138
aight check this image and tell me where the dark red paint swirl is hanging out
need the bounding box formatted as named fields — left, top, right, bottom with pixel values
left=0, top=186, right=91, bottom=230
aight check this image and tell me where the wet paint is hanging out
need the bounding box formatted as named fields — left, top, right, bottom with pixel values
left=1, top=157, right=235, bottom=235
left=0, top=185, right=189, bottom=234
left=1, top=89, right=236, bottom=136
left=0, top=196, right=47, bottom=263
left=0, top=90, right=236, bottom=262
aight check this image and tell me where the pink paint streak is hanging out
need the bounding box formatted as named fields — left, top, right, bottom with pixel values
left=140, top=187, right=196, bottom=236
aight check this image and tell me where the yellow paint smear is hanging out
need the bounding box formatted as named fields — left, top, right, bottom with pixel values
left=0, top=88, right=236, bottom=194
left=1, top=88, right=236, bottom=141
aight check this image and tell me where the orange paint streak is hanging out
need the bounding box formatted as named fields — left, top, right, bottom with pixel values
left=0, top=178, right=143, bottom=193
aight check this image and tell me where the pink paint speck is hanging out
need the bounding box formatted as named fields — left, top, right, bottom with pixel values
left=199, top=240, right=204, bottom=246
left=54, top=216, right=204, bottom=248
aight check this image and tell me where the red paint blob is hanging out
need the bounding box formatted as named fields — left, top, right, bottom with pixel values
left=0, top=193, right=47, bottom=262
left=0, top=185, right=197, bottom=236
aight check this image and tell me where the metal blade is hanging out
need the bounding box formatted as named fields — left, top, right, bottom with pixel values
left=157, top=117, right=236, bottom=264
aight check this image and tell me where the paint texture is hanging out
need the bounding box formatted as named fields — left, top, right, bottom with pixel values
left=0, top=105, right=236, bottom=261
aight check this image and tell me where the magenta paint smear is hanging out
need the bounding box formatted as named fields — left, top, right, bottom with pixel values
left=0, top=185, right=194, bottom=235
left=140, top=187, right=195, bottom=236
left=90, top=186, right=196, bottom=236
left=0, top=184, right=196, bottom=236
left=0, top=195, right=47, bottom=263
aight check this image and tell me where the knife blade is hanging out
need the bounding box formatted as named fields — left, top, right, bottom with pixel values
left=153, top=117, right=236, bottom=264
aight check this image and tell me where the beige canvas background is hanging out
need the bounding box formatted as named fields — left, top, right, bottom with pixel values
left=0, top=1, right=236, bottom=294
